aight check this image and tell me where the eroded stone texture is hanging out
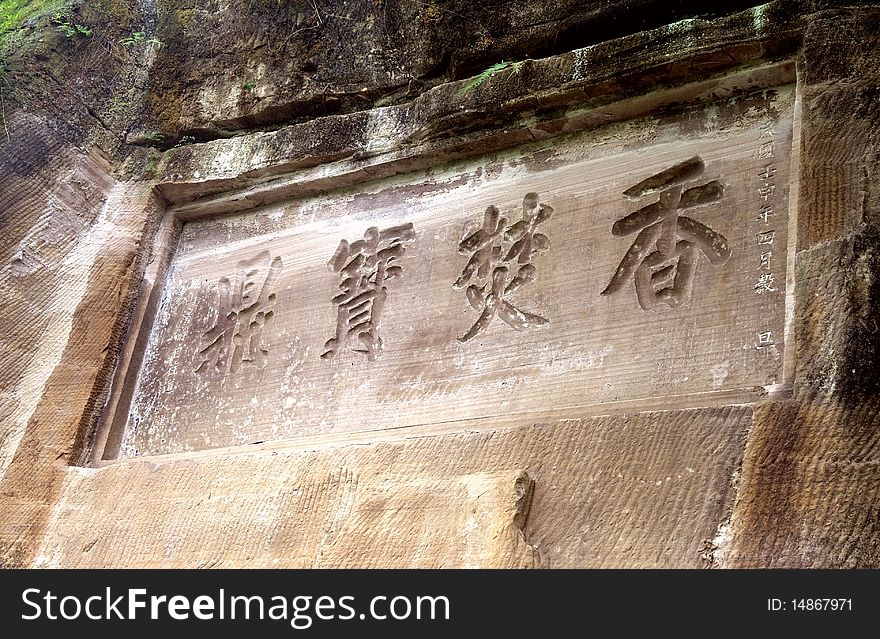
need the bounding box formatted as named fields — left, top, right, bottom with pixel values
left=138, top=0, right=765, bottom=142
left=725, top=392, right=880, bottom=567
left=36, top=408, right=746, bottom=568
left=0, top=109, right=130, bottom=488
left=0, top=176, right=160, bottom=567
left=724, top=8, right=880, bottom=568
left=1, top=1, right=879, bottom=569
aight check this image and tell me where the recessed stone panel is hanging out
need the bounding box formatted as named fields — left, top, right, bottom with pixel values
left=116, top=86, right=795, bottom=457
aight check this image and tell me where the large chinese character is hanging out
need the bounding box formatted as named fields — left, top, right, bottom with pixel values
left=455, top=193, right=552, bottom=343
left=193, top=251, right=283, bottom=375
left=601, top=156, right=731, bottom=311
left=322, top=223, right=415, bottom=360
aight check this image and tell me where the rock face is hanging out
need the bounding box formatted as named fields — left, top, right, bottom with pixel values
left=1, top=0, right=879, bottom=568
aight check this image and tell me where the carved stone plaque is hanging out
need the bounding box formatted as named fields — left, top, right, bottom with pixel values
left=115, top=86, right=795, bottom=457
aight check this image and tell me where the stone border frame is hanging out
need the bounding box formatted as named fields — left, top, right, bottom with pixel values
left=89, top=56, right=801, bottom=465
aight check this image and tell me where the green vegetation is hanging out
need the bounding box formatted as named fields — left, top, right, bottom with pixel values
left=119, top=30, right=162, bottom=48
left=458, top=60, right=525, bottom=95
left=143, top=148, right=161, bottom=178
left=51, top=9, right=90, bottom=37
left=0, top=0, right=68, bottom=49
left=107, top=94, right=129, bottom=119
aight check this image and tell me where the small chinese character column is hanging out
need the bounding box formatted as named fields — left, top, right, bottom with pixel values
left=754, top=125, right=780, bottom=356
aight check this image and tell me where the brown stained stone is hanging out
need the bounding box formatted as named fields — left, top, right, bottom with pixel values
left=0, top=175, right=160, bottom=567
left=799, top=7, right=880, bottom=86
left=1, top=1, right=880, bottom=568
left=0, top=113, right=118, bottom=489
left=728, top=222, right=880, bottom=567
left=794, top=228, right=880, bottom=400
left=725, top=9, right=880, bottom=568
left=154, top=9, right=805, bottom=206
left=35, top=408, right=746, bottom=568
left=792, top=10, right=880, bottom=247
left=136, top=0, right=768, bottom=140
left=153, top=60, right=800, bottom=216
left=727, top=392, right=880, bottom=567
left=796, top=76, right=880, bottom=248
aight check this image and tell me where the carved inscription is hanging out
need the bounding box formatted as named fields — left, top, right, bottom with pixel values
left=601, top=157, right=731, bottom=311
left=322, top=224, right=416, bottom=360
left=756, top=330, right=775, bottom=350
left=754, top=124, right=782, bottom=353
left=192, top=251, right=282, bottom=375
left=117, top=82, right=797, bottom=458
left=454, top=193, right=552, bottom=342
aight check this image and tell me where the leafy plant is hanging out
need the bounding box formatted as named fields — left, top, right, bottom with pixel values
left=52, top=10, right=91, bottom=38
left=119, top=30, right=143, bottom=46
left=458, top=60, right=525, bottom=95
left=1, top=0, right=67, bottom=49
left=119, top=31, right=162, bottom=48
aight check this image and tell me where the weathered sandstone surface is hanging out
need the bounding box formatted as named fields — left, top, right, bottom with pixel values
left=1, top=1, right=878, bottom=567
